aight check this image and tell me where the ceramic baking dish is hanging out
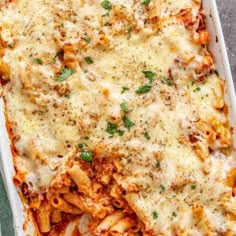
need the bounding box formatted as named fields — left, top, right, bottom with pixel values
left=0, top=0, right=235, bottom=235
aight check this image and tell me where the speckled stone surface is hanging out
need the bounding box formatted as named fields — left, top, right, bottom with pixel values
left=216, top=0, right=236, bottom=87
left=0, top=2, right=235, bottom=235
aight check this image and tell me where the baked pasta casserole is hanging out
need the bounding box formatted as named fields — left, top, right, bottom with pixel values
left=0, top=0, right=235, bottom=235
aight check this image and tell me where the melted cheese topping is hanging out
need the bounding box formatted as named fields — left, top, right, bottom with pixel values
left=0, top=0, right=235, bottom=235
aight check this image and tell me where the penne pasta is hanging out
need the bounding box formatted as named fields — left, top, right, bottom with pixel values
left=109, top=216, right=136, bottom=235
left=112, top=198, right=125, bottom=209
left=50, top=195, right=81, bottom=214
left=192, top=204, right=214, bottom=235
left=0, top=59, right=10, bottom=80
left=63, top=192, right=112, bottom=219
left=51, top=209, right=62, bottom=223
left=29, top=196, right=41, bottom=209
left=95, top=211, right=124, bottom=234
left=92, top=182, right=103, bottom=194
left=110, top=183, right=122, bottom=199
left=78, top=214, right=92, bottom=235
left=63, top=192, right=83, bottom=209
left=36, top=203, right=51, bottom=233
left=67, top=164, right=92, bottom=196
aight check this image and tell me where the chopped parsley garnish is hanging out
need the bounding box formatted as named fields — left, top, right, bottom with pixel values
left=106, top=122, right=124, bottom=137
left=84, top=36, right=90, bottom=44
left=123, top=116, right=135, bottom=129
left=135, top=84, right=152, bottom=94
left=172, top=212, right=177, bottom=217
left=116, top=129, right=125, bottom=136
left=80, top=151, right=92, bottom=162
left=101, top=0, right=112, bottom=11
left=120, top=102, right=130, bottom=113
left=127, top=26, right=132, bottom=40
left=161, top=78, right=172, bottom=86
left=142, top=0, right=151, bottom=5
left=193, top=87, right=201, bottom=92
left=215, top=70, right=219, bottom=76
left=84, top=57, right=94, bottom=64
left=64, top=94, right=70, bottom=99
left=33, top=58, right=43, bottom=65
left=55, top=68, right=75, bottom=82
left=191, top=184, right=196, bottom=190
left=156, top=160, right=161, bottom=169
left=142, top=70, right=156, bottom=80
left=144, top=132, right=150, bottom=140
left=160, top=184, right=165, bottom=191
left=121, top=86, right=129, bottom=93
left=106, top=122, right=118, bottom=135
left=78, top=143, right=88, bottom=149
left=102, top=12, right=110, bottom=17
left=52, top=53, right=58, bottom=63
left=152, top=211, right=158, bottom=219
left=84, top=136, right=89, bottom=140
left=104, top=21, right=110, bottom=26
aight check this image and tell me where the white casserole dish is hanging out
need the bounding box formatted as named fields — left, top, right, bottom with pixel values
left=0, top=0, right=235, bottom=235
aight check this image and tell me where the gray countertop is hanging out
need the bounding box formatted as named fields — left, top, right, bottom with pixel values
left=0, top=2, right=235, bottom=236
left=216, top=0, right=236, bottom=85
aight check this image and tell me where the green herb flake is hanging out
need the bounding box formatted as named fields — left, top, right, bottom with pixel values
left=84, top=57, right=94, bottom=64
left=78, top=143, right=88, bottom=149
left=33, top=58, right=43, bottom=65
left=156, top=160, right=161, bottom=169
left=106, top=122, right=118, bottom=135
left=101, top=0, right=112, bottom=11
left=64, top=94, right=71, bottom=99
left=84, top=136, right=89, bottom=140
left=120, top=102, right=130, bottom=113
left=144, top=132, right=150, bottom=140
left=104, top=21, right=110, bottom=26
left=160, top=184, right=165, bottom=191
left=80, top=151, right=93, bottom=162
left=121, top=86, right=129, bottom=93
left=135, top=84, right=152, bottom=94
left=191, top=185, right=196, bottom=190
left=127, top=26, right=132, bottom=40
left=52, top=53, right=58, bottom=63
left=102, top=12, right=110, bottom=17
left=172, top=212, right=177, bottom=217
left=117, top=129, right=125, bottom=136
left=55, top=68, right=75, bottom=82
left=193, top=87, right=201, bottom=92
left=152, top=211, right=158, bottom=219
left=84, top=36, right=90, bottom=44
left=106, top=122, right=124, bottom=136
left=215, top=70, right=219, bottom=76
left=161, top=78, right=172, bottom=86
left=123, top=116, right=135, bottom=129
left=142, top=0, right=151, bottom=5
left=142, top=70, right=156, bottom=80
